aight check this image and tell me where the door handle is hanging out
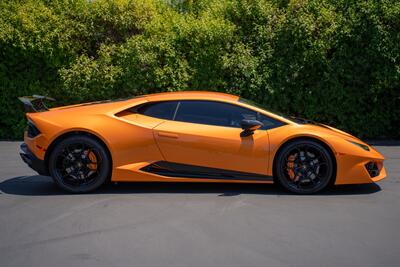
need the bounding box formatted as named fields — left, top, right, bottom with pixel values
left=157, top=132, right=178, bottom=139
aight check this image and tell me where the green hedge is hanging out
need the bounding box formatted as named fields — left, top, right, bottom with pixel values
left=1, top=0, right=399, bottom=139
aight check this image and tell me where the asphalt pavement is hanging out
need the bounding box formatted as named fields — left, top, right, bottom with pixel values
left=0, top=142, right=399, bottom=267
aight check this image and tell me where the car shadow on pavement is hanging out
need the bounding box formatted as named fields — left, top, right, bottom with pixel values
left=0, top=175, right=382, bottom=196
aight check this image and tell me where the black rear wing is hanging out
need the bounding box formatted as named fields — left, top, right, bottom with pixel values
left=18, top=95, right=56, bottom=112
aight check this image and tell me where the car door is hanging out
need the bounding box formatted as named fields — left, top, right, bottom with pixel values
left=152, top=100, right=272, bottom=176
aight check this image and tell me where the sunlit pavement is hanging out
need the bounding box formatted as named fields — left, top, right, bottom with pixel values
left=1, top=142, right=399, bottom=267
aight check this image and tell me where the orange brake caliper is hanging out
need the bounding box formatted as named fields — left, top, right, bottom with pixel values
left=87, top=151, right=97, bottom=171
left=287, top=155, right=296, bottom=180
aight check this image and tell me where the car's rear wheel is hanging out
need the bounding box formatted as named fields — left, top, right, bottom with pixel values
left=49, top=135, right=110, bottom=193
left=275, top=140, right=334, bottom=194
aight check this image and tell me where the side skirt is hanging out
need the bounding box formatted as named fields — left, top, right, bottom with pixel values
left=140, top=161, right=272, bottom=181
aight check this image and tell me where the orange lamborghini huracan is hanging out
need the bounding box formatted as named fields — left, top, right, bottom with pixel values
left=19, top=91, right=386, bottom=194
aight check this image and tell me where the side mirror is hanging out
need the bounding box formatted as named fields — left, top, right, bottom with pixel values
left=240, top=119, right=263, bottom=137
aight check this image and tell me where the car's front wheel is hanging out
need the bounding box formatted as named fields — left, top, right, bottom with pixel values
left=48, top=135, right=111, bottom=193
left=275, top=140, right=334, bottom=194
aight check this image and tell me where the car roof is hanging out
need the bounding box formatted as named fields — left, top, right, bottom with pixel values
left=143, top=91, right=239, bottom=102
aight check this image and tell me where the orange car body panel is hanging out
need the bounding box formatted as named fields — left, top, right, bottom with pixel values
left=23, top=91, right=386, bottom=185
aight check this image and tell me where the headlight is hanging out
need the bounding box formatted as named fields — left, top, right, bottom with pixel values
left=348, top=140, right=369, bottom=151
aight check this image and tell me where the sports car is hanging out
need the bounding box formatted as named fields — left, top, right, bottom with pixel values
left=19, top=91, right=386, bottom=194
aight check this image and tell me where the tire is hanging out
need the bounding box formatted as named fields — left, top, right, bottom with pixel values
left=275, top=140, right=334, bottom=194
left=48, top=135, right=111, bottom=193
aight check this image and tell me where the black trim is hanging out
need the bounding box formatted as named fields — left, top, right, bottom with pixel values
left=20, top=143, right=49, bottom=175
left=365, top=161, right=380, bottom=178
left=27, top=121, right=41, bottom=138
left=141, top=161, right=273, bottom=181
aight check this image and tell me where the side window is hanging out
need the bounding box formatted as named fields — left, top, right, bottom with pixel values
left=174, top=100, right=285, bottom=129
left=137, top=101, right=178, bottom=120
left=258, top=114, right=285, bottom=130
left=174, top=101, right=258, bottom=128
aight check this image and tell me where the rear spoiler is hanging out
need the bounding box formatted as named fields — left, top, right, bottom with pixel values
left=18, top=95, right=56, bottom=112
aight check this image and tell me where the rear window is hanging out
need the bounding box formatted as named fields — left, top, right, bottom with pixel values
left=136, top=101, right=179, bottom=120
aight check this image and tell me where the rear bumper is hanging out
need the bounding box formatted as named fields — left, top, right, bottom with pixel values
left=20, top=143, right=49, bottom=175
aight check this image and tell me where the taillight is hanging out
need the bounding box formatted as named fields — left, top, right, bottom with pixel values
left=27, top=121, right=41, bottom=138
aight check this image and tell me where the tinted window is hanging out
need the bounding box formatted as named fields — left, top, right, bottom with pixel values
left=137, top=101, right=178, bottom=120
left=258, top=114, right=284, bottom=129
left=174, top=100, right=281, bottom=129
left=239, top=97, right=295, bottom=124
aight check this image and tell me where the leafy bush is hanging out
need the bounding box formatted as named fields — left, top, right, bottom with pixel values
left=1, top=0, right=399, bottom=139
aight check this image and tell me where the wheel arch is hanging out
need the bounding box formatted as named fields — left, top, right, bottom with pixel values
left=44, top=130, right=113, bottom=176
left=272, top=136, right=337, bottom=185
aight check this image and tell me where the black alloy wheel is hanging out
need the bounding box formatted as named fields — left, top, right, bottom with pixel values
left=275, top=140, right=334, bottom=194
left=49, top=135, right=111, bottom=193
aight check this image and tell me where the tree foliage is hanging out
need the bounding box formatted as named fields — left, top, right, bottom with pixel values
left=1, top=0, right=399, bottom=139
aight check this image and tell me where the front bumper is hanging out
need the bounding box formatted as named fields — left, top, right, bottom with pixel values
left=335, top=153, right=386, bottom=184
left=20, top=143, right=49, bottom=175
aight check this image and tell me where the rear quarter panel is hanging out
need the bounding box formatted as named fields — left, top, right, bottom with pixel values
left=26, top=101, right=166, bottom=181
